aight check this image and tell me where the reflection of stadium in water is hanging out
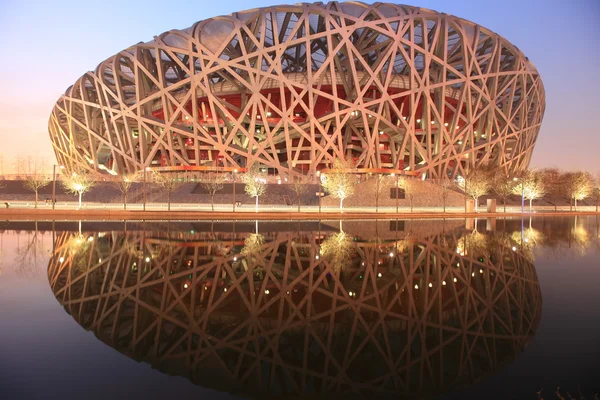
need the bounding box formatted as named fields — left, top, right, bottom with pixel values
left=48, top=221, right=541, bottom=399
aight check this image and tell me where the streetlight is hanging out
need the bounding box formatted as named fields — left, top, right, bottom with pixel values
left=52, top=164, right=64, bottom=209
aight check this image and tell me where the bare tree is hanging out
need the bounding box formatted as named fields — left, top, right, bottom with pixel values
left=61, top=168, right=97, bottom=209
left=492, top=174, right=516, bottom=212
left=398, top=176, right=417, bottom=212
left=321, top=159, right=357, bottom=211
left=458, top=168, right=492, bottom=212
left=151, top=172, right=184, bottom=211
left=22, top=158, right=50, bottom=208
left=563, top=171, right=594, bottom=211
left=201, top=172, right=226, bottom=211
left=440, top=178, right=456, bottom=213
left=290, top=174, right=310, bottom=212
left=242, top=165, right=267, bottom=212
left=112, top=173, right=138, bottom=210
left=373, top=174, right=389, bottom=212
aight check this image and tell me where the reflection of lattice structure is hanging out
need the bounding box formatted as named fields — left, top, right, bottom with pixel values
left=49, top=2, right=544, bottom=179
left=48, top=228, right=541, bottom=398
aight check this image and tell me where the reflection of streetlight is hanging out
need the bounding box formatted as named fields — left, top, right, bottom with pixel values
left=52, top=164, right=64, bottom=209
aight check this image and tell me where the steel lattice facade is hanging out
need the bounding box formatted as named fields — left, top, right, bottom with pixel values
left=49, top=2, right=545, bottom=178
left=48, top=224, right=541, bottom=397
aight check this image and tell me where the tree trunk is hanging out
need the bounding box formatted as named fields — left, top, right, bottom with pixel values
left=168, top=191, right=171, bottom=211
left=297, top=196, right=300, bottom=212
left=574, top=198, right=577, bottom=211
left=123, top=193, right=127, bottom=210
left=529, top=198, right=532, bottom=212
left=474, top=198, right=478, bottom=213
left=255, top=195, right=258, bottom=213
left=410, top=198, right=413, bottom=212
left=340, top=197, right=343, bottom=212
left=211, top=193, right=214, bottom=211
left=503, top=199, right=506, bottom=213
left=34, top=190, right=38, bottom=208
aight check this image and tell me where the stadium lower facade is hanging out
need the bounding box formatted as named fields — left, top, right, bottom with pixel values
left=49, top=2, right=545, bottom=178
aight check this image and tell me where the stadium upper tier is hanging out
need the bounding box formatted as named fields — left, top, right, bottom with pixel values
left=49, top=2, right=545, bottom=178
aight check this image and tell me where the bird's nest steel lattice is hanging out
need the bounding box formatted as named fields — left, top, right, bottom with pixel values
left=48, top=2, right=545, bottom=179
left=48, top=225, right=542, bottom=398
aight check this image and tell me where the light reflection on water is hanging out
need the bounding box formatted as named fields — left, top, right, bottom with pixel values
left=1, top=217, right=599, bottom=399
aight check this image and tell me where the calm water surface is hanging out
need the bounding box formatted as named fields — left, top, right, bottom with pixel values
left=0, top=217, right=599, bottom=399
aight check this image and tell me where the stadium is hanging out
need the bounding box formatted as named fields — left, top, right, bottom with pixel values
left=49, top=2, right=545, bottom=179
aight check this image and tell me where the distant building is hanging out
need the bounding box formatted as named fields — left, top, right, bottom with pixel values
left=49, top=2, right=545, bottom=178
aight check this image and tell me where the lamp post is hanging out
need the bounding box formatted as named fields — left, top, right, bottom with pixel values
left=51, top=164, right=64, bottom=209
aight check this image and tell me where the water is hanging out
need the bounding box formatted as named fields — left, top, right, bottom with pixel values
left=0, top=217, right=599, bottom=399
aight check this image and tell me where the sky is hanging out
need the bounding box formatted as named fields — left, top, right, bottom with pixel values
left=0, top=0, right=599, bottom=174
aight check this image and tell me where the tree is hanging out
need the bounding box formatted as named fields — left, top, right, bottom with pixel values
left=112, top=173, right=138, bottom=210
left=151, top=172, right=184, bottom=211
left=290, top=174, right=310, bottom=212
left=513, top=170, right=546, bottom=211
left=373, top=174, right=389, bottom=212
left=593, top=174, right=600, bottom=212
left=320, top=159, right=357, bottom=211
left=398, top=176, right=417, bottom=212
left=439, top=178, right=456, bottom=213
left=492, top=174, right=516, bottom=213
left=201, top=172, right=226, bottom=211
left=23, top=158, right=50, bottom=208
left=458, top=168, right=492, bottom=212
left=563, top=171, right=594, bottom=211
left=61, top=168, right=96, bottom=209
left=242, top=165, right=267, bottom=212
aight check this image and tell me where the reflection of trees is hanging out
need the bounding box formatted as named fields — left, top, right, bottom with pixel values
left=320, top=231, right=354, bottom=273
left=14, top=222, right=48, bottom=276
left=48, top=227, right=542, bottom=399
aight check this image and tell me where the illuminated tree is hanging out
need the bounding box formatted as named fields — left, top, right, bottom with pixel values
left=513, top=170, right=546, bottom=211
left=564, top=171, right=594, bottom=211
left=152, top=173, right=185, bottom=211
left=593, top=174, right=600, bottom=212
left=242, top=165, right=267, bottom=213
left=492, top=174, right=517, bottom=213
left=321, top=159, right=357, bottom=211
left=112, top=173, right=138, bottom=210
left=61, top=168, right=96, bottom=209
left=201, top=173, right=226, bottom=211
left=458, top=168, right=492, bottom=212
left=22, top=157, right=50, bottom=208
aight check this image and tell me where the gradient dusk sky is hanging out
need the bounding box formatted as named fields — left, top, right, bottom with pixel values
left=0, top=0, right=598, bottom=173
